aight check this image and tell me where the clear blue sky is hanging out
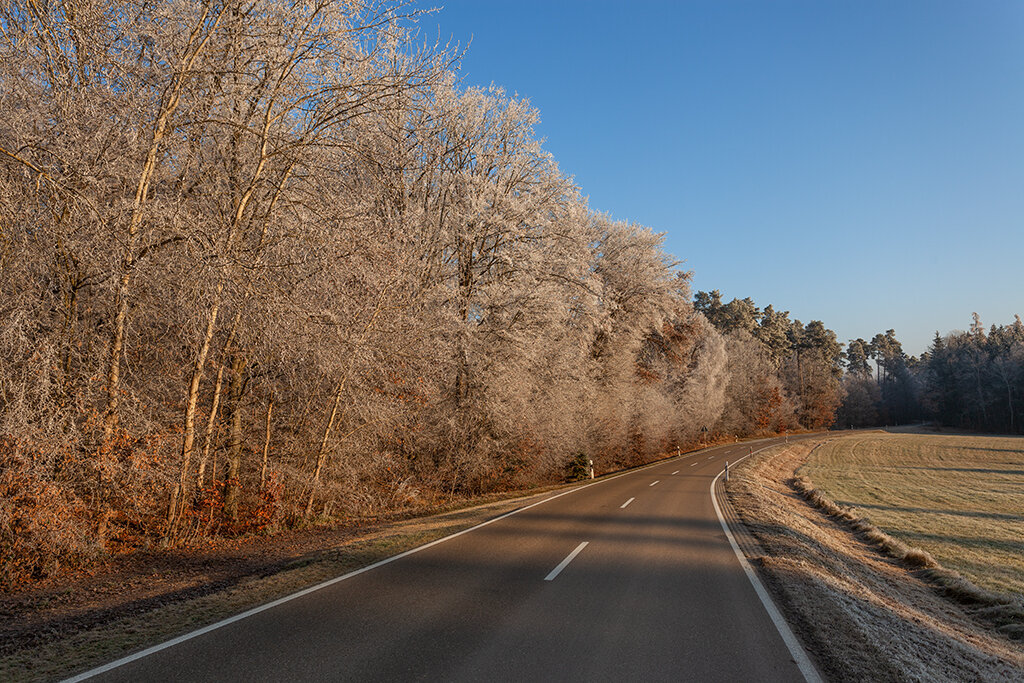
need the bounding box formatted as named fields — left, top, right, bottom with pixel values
left=429, top=0, right=1024, bottom=356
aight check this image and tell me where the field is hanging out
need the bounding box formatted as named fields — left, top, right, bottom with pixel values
left=799, top=431, right=1024, bottom=596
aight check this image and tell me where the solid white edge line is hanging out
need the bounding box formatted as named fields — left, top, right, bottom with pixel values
left=620, top=497, right=635, bottom=509
left=544, top=541, right=589, bottom=581
left=709, top=447, right=823, bottom=683
left=64, top=443, right=720, bottom=682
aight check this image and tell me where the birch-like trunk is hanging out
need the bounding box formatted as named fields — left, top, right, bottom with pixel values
left=168, top=294, right=222, bottom=530
left=102, top=4, right=225, bottom=443
left=223, top=352, right=247, bottom=522
left=196, top=315, right=240, bottom=490
left=305, top=380, right=347, bottom=518
left=260, top=397, right=274, bottom=487
left=304, top=286, right=392, bottom=518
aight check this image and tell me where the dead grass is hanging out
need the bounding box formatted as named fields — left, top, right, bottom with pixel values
left=790, top=474, right=940, bottom=570
left=799, top=432, right=1024, bottom=597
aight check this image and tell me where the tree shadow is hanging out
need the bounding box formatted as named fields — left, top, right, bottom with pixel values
left=896, top=465, right=1024, bottom=476
left=838, top=501, right=1024, bottom=523
left=895, top=531, right=1024, bottom=554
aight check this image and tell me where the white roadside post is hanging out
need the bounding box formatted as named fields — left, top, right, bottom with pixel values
left=589, top=459, right=594, bottom=479
left=725, top=460, right=729, bottom=482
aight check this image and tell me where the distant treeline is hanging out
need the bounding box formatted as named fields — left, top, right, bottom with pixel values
left=698, top=292, right=1024, bottom=436
left=0, top=1, right=1020, bottom=588
left=833, top=314, right=1024, bottom=434
left=889, top=315, right=1023, bottom=434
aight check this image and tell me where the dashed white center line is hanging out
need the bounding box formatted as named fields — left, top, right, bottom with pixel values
left=708, top=456, right=715, bottom=460
left=650, top=480, right=660, bottom=487
left=671, top=470, right=679, bottom=475
left=690, top=462, right=699, bottom=467
left=545, top=542, right=589, bottom=581
left=620, top=497, right=635, bottom=509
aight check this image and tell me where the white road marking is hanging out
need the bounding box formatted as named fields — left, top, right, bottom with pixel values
left=708, top=456, right=715, bottom=460
left=671, top=470, right=679, bottom=475
left=650, top=480, right=659, bottom=486
left=545, top=542, right=589, bottom=581
left=710, top=448, right=824, bottom=683
left=620, top=497, right=635, bottom=509
left=690, top=462, right=699, bottom=467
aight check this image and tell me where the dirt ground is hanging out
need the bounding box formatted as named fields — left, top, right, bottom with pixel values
left=726, top=438, right=1024, bottom=682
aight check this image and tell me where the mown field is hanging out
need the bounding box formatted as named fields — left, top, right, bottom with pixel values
left=799, top=431, right=1024, bottom=596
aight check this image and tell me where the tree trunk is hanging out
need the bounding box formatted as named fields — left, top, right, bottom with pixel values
left=260, top=397, right=274, bottom=487
left=101, top=4, right=226, bottom=442
left=305, top=380, right=347, bottom=518
left=169, top=295, right=222, bottom=529
left=304, top=287, right=390, bottom=518
left=197, top=315, right=240, bottom=491
left=223, top=352, right=247, bottom=522
left=1008, top=384, right=1014, bottom=433
left=196, top=363, right=226, bottom=491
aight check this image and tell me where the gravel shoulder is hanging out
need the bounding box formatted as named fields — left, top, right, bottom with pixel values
left=726, top=436, right=1024, bottom=682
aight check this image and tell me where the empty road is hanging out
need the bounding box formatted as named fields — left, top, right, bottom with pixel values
left=74, top=436, right=819, bottom=682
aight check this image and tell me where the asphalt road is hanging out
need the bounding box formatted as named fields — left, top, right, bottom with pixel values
left=77, top=437, right=818, bottom=682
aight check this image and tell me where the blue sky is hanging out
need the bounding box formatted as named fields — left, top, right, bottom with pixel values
left=429, top=0, right=1024, bottom=356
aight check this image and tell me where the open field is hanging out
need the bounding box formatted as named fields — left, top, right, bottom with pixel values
left=799, top=431, right=1024, bottom=597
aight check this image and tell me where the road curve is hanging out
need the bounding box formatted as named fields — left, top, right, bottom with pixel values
left=72, top=436, right=820, bottom=682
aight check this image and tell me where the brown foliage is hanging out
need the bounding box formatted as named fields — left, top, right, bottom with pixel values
left=0, top=439, right=98, bottom=589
